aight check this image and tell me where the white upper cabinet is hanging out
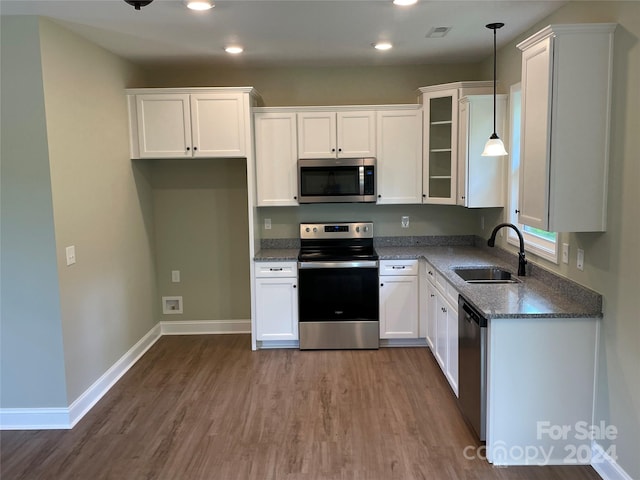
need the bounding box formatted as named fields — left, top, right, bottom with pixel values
left=517, top=23, right=616, bottom=232
left=419, top=82, right=492, bottom=205
left=297, top=110, right=376, bottom=158
left=376, top=109, right=423, bottom=204
left=254, top=112, right=299, bottom=206
left=457, top=95, right=507, bottom=208
left=134, top=94, right=192, bottom=158
left=190, top=93, right=247, bottom=158
left=127, top=88, right=254, bottom=159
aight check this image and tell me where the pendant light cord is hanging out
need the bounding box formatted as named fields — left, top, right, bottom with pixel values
left=492, top=26, right=497, bottom=135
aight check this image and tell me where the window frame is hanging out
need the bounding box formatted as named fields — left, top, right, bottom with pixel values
left=507, top=83, right=558, bottom=264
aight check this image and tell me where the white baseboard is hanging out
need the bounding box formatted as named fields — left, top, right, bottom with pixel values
left=67, top=324, right=162, bottom=428
left=1, top=321, right=251, bottom=431
left=160, top=319, right=250, bottom=335
left=592, top=441, right=633, bottom=480
left=0, top=323, right=161, bottom=431
left=0, top=408, right=70, bottom=430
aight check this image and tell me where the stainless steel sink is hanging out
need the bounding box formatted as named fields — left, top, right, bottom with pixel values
left=453, top=267, right=521, bottom=284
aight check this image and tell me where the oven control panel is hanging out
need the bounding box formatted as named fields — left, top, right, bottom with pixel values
left=300, top=222, right=373, bottom=239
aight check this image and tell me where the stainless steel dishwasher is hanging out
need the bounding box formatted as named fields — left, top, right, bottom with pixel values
left=458, top=296, right=488, bottom=441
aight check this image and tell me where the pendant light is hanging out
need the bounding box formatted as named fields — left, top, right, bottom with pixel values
left=124, top=0, right=153, bottom=10
left=482, top=22, right=508, bottom=157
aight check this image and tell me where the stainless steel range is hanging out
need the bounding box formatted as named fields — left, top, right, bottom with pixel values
left=297, top=222, right=379, bottom=350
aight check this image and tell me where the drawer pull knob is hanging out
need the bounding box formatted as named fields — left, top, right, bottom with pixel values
left=269, top=268, right=283, bottom=271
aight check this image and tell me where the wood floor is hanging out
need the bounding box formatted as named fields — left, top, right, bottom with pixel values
left=1, top=335, right=601, bottom=480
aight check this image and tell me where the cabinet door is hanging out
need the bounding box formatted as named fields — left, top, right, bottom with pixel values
left=434, top=292, right=448, bottom=371
left=337, top=111, right=376, bottom=157
left=457, top=95, right=506, bottom=208
left=518, top=37, right=552, bottom=229
left=255, top=277, right=298, bottom=341
left=136, top=94, right=192, bottom=158
left=254, top=113, right=299, bottom=206
left=425, top=282, right=438, bottom=350
left=446, top=301, right=459, bottom=396
left=297, top=112, right=337, bottom=158
left=379, top=275, right=419, bottom=339
left=190, top=93, right=246, bottom=157
left=423, top=89, right=458, bottom=204
left=376, top=110, right=422, bottom=204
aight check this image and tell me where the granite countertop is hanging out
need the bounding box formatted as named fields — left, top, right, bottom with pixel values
left=254, top=248, right=299, bottom=261
left=376, top=245, right=602, bottom=319
left=254, top=242, right=602, bottom=320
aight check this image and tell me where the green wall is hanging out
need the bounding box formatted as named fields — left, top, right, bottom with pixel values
left=0, top=16, right=68, bottom=408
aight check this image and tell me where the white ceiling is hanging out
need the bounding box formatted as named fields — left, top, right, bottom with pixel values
left=0, top=0, right=568, bottom=67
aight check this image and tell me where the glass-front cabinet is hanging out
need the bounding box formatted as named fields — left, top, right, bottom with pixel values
left=419, top=82, right=493, bottom=205
left=423, top=89, right=458, bottom=203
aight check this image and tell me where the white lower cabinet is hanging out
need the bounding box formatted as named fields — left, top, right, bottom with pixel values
left=425, top=262, right=459, bottom=396
left=254, top=262, right=298, bottom=342
left=379, top=260, right=419, bottom=339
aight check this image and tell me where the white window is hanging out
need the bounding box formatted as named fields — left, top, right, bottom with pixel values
left=507, top=83, right=558, bottom=263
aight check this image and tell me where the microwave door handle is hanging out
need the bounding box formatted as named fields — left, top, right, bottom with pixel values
left=359, top=165, right=365, bottom=195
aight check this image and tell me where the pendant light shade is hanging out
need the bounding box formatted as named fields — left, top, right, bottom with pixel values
left=482, top=22, right=508, bottom=157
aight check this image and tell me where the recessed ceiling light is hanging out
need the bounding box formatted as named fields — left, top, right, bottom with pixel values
left=225, top=46, right=244, bottom=54
left=374, top=42, right=393, bottom=51
left=185, top=0, right=214, bottom=11
left=393, top=0, right=418, bottom=6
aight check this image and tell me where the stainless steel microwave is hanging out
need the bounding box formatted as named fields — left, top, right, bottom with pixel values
left=298, top=157, right=376, bottom=203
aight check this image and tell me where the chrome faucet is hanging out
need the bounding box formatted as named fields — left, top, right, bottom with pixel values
left=487, top=223, right=527, bottom=276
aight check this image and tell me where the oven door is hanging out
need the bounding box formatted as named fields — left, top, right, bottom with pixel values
left=298, top=261, right=379, bottom=349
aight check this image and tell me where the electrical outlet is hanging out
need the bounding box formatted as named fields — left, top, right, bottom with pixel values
left=562, top=243, right=569, bottom=264
left=577, top=249, right=585, bottom=271
left=264, top=218, right=272, bottom=230
left=171, top=270, right=181, bottom=283
left=401, top=216, right=409, bottom=228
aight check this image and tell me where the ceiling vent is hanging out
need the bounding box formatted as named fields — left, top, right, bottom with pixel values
left=426, top=26, right=452, bottom=38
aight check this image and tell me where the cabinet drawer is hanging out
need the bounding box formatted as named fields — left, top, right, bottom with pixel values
left=380, top=259, right=418, bottom=276
left=255, top=261, right=297, bottom=277
left=425, top=261, right=436, bottom=285
left=446, top=283, right=459, bottom=310
left=435, top=271, right=459, bottom=306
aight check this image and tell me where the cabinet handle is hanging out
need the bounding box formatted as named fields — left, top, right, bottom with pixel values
left=378, top=194, right=382, bottom=198
left=193, top=146, right=198, bottom=151
left=430, top=294, right=435, bottom=298
left=331, top=148, right=336, bottom=152
left=391, top=266, right=406, bottom=270
left=294, top=196, right=297, bottom=200
left=380, top=283, right=384, bottom=287
left=293, top=285, right=296, bottom=288
left=515, top=209, right=520, bottom=214
left=338, top=148, right=342, bottom=152
left=422, top=194, right=426, bottom=198
left=443, top=307, right=447, bottom=313
left=186, top=147, right=190, bottom=151
left=461, top=196, right=465, bottom=200
left=269, top=267, right=283, bottom=271
left=428, top=271, right=433, bottom=275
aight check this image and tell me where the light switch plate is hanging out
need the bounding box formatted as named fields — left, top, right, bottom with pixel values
left=171, top=270, right=181, bottom=283
left=562, top=243, right=569, bottom=264
left=401, top=216, right=409, bottom=228
left=264, top=218, right=272, bottom=230
left=65, top=245, right=76, bottom=266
